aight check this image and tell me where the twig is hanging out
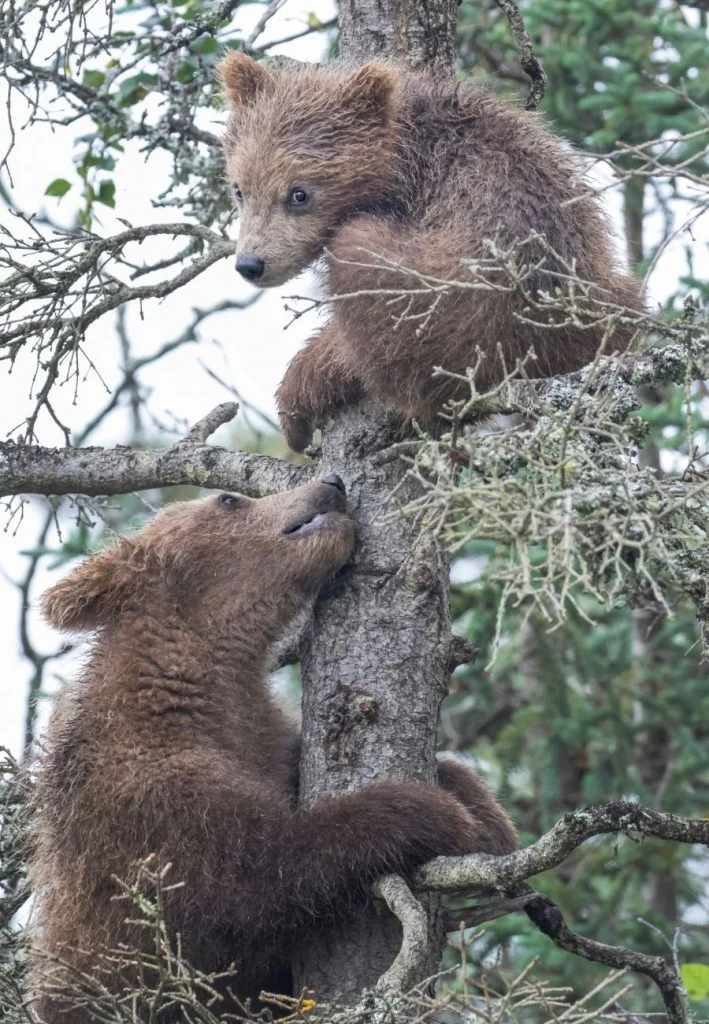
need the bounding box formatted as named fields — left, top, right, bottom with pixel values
left=182, top=402, right=239, bottom=444
left=493, top=0, right=547, bottom=109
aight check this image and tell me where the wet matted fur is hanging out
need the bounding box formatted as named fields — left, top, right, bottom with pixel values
left=29, top=481, right=516, bottom=1021
left=218, top=56, right=644, bottom=452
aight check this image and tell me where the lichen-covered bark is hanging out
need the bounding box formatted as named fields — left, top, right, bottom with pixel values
left=295, top=402, right=451, bottom=999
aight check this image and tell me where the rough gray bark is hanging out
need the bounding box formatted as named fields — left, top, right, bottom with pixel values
left=0, top=427, right=305, bottom=498
left=294, top=402, right=452, bottom=1000
left=338, top=0, right=458, bottom=73
left=290, top=2, right=462, bottom=1002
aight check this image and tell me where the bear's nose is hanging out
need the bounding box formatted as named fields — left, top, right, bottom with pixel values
left=322, top=473, right=346, bottom=495
left=236, top=255, right=265, bottom=282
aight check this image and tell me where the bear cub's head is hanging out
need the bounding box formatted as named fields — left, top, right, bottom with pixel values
left=217, top=53, right=398, bottom=288
left=42, top=477, right=355, bottom=634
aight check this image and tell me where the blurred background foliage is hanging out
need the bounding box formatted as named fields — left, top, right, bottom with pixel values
left=440, top=0, right=709, bottom=1013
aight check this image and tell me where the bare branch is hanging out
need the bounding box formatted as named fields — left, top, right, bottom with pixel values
left=0, top=406, right=309, bottom=499
left=182, top=401, right=239, bottom=444
left=447, top=635, right=480, bottom=671
left=493, top=0, right=547, bottom=109
left=414, top=801, right=709, bottom=894
left=375, top=803, right=704, bottom=1020
left=372, top=875, right=433, bottom=995
left=441, top=894, right=532, bottom=932
left=0, top=219, right=236, bottom=439
left=522, top=892, right=688, bottom=1024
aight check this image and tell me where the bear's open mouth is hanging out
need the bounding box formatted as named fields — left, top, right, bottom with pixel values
left=283, top=511, right=336, bottom=538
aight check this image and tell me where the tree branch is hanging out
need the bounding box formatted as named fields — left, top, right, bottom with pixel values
left=493, top=0, right=547, bottom=110
left=414, top=800, right=709, bottom=893
left=441, top=894, right=532, bottom=933
left=182, top=402, right=239, bottom=444
left=0, top=405, right=309, bottom=499
left=521, top=889, right=688, bottom=1024
left=1, top=220, right=237, bottom=439
left=372, top=876, right=433, bottom=995
left=447, top=635, right=480, bottom=671
left=375, top=803, right=705, bottom=1020
left=440, top=341, right=693, bottom=422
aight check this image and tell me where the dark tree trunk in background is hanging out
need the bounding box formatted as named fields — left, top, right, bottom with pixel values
left=623, top=176, right=678, bottom=923
left=294, top=3, right=459, bottom=1003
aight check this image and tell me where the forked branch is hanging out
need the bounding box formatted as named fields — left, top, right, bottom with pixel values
left=375, top=800, right=706, bottom=1019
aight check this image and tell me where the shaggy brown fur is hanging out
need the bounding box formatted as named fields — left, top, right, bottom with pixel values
left=29, top=481, right=515, bottom=1022
left=217, top=55, right=644, bottom=452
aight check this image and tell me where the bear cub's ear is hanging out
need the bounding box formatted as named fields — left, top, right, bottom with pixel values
left=340, top=62, right=397, bottom=124
left=42, top=539, right=137, bottom=632
left=217, top=52, right=274, bottom=110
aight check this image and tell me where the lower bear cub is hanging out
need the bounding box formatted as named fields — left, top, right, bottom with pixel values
left=29, top=479, right=516, bottom=1021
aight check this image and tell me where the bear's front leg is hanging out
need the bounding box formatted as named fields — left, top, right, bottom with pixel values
left=437, top=757, right=517, bottom=855
left=277, top=326, right=365, bottom=452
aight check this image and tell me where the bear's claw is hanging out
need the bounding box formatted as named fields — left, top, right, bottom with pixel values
left=279, top=410, right=315, bottom=453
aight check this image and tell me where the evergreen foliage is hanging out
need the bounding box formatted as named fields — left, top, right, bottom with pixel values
left=445, top=2, right=709, bottom=1013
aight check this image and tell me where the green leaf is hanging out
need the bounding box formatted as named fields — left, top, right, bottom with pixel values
left=191, top=34, right=217, bottom=54
left=83, top=152, right=116, bottom=170
left=117, top=72, right=159, bottom=104
left=97, top=181, right=116, bottom=208
left=682, top=963, right=709, bottom=1001
left=176, top=60, right=196, bottom=84
left=82, top=69, right=106, bottom=90
left=44, top=178, right=72, bottom=198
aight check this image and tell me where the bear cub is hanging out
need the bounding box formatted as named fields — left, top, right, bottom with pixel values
left=218, top=55, right=644, bottom=452
left=29, top=478, right=515, bottom=1021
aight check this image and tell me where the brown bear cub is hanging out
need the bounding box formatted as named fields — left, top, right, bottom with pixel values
left=29, top=478, right=516, bottom=1021
left=217, top=55, right=644, bottom=452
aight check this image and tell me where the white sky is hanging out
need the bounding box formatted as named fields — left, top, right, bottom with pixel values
left=0, top=1, right=706, bottom=757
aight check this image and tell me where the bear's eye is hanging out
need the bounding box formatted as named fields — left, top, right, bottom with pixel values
left=289, top=187, right=310, bottom=207
left=233, top=185, right=243, bottom=202
left=219, top=493, right=242, bottom=510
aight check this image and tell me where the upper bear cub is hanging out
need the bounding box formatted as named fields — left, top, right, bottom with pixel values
left=29, top=479, right=515, bottom=1021
left=217, top=55, right=644, bottom=452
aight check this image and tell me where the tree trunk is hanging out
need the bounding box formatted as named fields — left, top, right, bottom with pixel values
left=295, top=402, right=453, bottom=1001
left=338, top=0, right=458, bottom=73
left=294, top=6, right=458, bottom=1002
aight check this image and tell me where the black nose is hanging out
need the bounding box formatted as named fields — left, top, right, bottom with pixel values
left=322, top=473, right=346, bottom=495
left=235, top=255, right=265, bottom=282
